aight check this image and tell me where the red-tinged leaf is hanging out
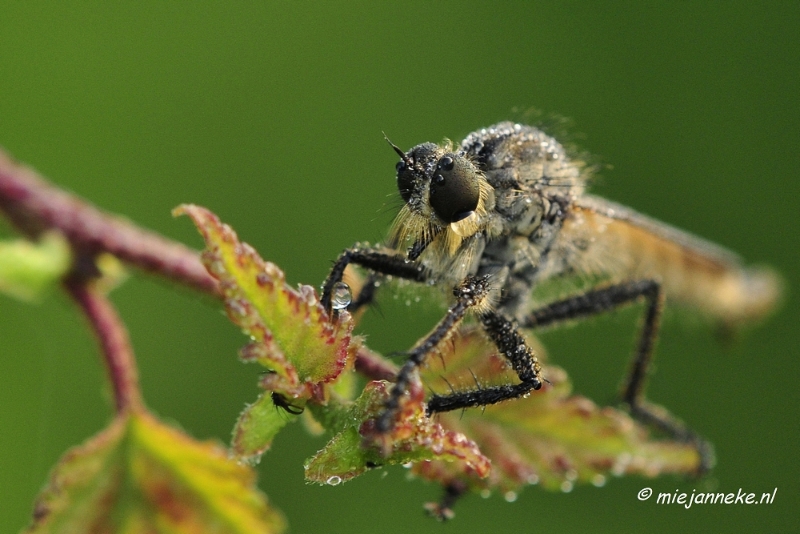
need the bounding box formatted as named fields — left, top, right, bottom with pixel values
left=413, top=325, right=701, bottom=496
left=305, top=379, right=490, bottom=485
left=231, top=392, right=295, bottom=463
left=175, top=205, right=353, bottom=396
left=27, top=410, right=285, bottom=534
left=176, top=205, right=359, bottom=462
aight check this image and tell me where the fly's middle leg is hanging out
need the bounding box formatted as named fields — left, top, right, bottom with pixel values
left=425, top=311, right=544, bottom=414
left=377, top=275, right=494, bottom=432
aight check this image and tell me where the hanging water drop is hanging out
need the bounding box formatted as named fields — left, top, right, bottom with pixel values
left=331, top=282, right=352, bottom=310
left=326, top=475, right=342, bottom=486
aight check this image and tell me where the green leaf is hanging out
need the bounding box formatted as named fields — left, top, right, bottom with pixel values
left=0, top=232, right=70, bottom=302
left=175, top=205, right=352, bottom=390
left=231, top=392, right=293, bottom=463
left=413, top=325, right=701, bottom=495
left=174, top=204, right=695, bottom=504
left=175, top=204, right=355, bottom=459
left=27, top=410, right=285, bottom=534
left=305, top=380, right=490, bottom=485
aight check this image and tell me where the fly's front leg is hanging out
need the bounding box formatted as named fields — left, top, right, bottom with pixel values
left=320, top=246, right=427, bottom=313
left=347, top=273, right=380, bottom=313
left=523, top=280, right=714, bottom=473
left=377, top=275, right=493, bottom=432
left=425, top=311, right=544, bottom=414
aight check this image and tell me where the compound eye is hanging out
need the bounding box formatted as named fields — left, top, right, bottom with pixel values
left=429, top=154, right=481, bottom=223
left=396, top=158, right=415, bottom=203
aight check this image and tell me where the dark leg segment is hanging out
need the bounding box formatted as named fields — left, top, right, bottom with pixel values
left=320, top=247, right=426, bottom=312
left=346, top=273, right=379, bottom=313
left=424, top=480, right=468, bottom=521
left=522, top=279, right=714, bottom=473
left=376, top=276, right=491, bottom=432
left=523, top=280, right=661, bottom=404
left=426, top=311, right=543, bottom=414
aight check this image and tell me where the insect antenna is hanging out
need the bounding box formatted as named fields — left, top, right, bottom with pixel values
left=383, top=132, right=413, bottom=167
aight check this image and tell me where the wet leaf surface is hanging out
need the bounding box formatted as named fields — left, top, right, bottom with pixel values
left=176, top=204, right=353, bottom=460
left=413, top=325, right=701, bottom=495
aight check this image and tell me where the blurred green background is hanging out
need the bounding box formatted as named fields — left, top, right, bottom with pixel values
left=1, top=2, right=798, bottom=532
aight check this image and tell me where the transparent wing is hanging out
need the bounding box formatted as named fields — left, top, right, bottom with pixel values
left=535, top=195, right=780, bottom=324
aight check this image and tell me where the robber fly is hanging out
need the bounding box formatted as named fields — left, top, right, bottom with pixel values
left=321, top=122, right=779, bottom=471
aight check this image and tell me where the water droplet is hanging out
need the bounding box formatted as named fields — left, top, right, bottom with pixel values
left=331, top=282, right=351, bottom=310
left=504, top=491, right=518, bottom=502
left=526, top=474, right=539, bottom=485
left=560, top=480, right=574, bottom=493
left=326, top=475, right=342, bottom=486
left=591, top=474, right=606, bottom=487
left=612, top=452, right=632, bottom=476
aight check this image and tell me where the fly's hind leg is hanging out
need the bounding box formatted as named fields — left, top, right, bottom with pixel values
left=522, top=280, right=714, bottom=474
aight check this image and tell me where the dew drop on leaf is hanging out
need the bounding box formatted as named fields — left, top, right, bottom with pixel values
left=331, top=282, right=352, bottom=310
left=326, top=475, right=342, bottom=486
left=591, top=474, right=607, bottom=487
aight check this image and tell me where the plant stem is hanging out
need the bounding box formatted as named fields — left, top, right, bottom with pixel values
left=0, top=147, right=395, bottom=392
left=64, top=277, right=142, bottom=413
left=354, top=346, right=398, bottom=381
left=0, top=149, right=219, bottom=296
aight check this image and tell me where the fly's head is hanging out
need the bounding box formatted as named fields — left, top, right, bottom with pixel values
left=387, top=139, right=494, bottom=261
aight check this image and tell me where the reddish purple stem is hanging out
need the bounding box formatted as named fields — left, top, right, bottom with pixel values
left=0, top=147, right=218, bottom=414
left=354, top=347, right=398, bottom=381
left=0, top=150, right=218, bottom=296
left=64, top=279, right=142, bottom=413
left=0, top=147, right=395, bottom=412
